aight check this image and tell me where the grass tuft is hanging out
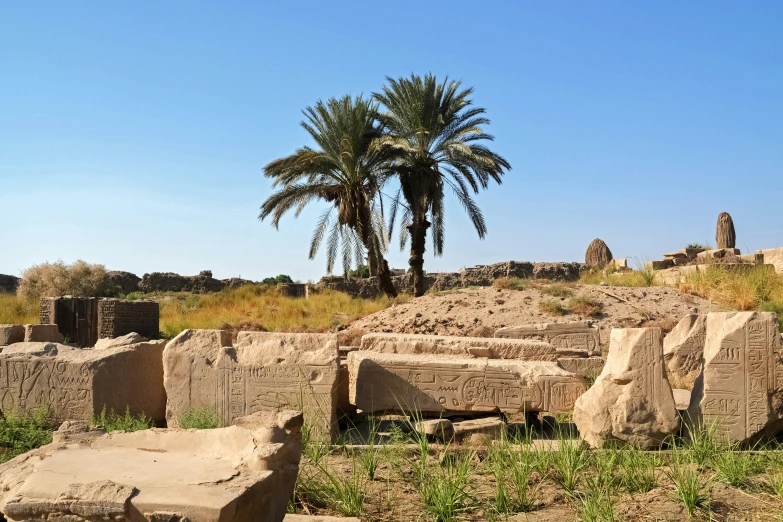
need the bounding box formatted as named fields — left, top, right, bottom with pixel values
left=540, top=283, right=574, bottom=298
left=493, top=277, right=530, bottom=291
left=566, top=296, right=603, bottom=317
left=90, top=406, right=152, bottom=433
left=539, top=299, right=568, bottom=316
left=178, top=405, right=222, bottom=429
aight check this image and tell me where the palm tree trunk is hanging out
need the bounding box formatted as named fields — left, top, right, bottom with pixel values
left=366, top=243, right=398, bottom=298
left=407, top=218, right=430, bottom=297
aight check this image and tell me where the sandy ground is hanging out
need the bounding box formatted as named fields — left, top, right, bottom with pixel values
left=345, top=282, right=717, bottom=349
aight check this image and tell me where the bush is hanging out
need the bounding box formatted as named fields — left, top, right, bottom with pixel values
left=539, top=300, right=567, bottom=316
left=348, top=265, right=371, bottom=279
left=0, top=408, right=55, bottom=463
left=261, top=274, right=294, bottom=285
left=90, top=406, right=152, bottom=433
left=17, top=260, right=114, bottom=300
left=567, top=296, right=603, bottom=317
left=178, top=405, right=222, bottom=429
left=493, top=277, right=529, bottom=291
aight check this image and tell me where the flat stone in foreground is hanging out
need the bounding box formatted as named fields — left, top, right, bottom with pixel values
left=348, top=351, right=586, bottom=415
left=573, top=328, right=678, bottom=448
left=0, top=340, right=166, bottom=422
left=164, top=330, right=339, bottom=438
left=360, top=332, right=557, bottom=360
left=687, top=312, right=783, bottom=443
left=0, top=410, right=303, bottom=522
left=494, top=321, right=600, bottom=355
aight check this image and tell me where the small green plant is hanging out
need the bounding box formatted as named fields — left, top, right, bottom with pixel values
left=90, top=406, right=152, bottom=433
left=550, top=432, right=589, bottom=494
left=540, top=283, right=574, bottom=298
left=635, top=259, right=657, bottom=287
left=301, top=422, right=332, bottom=466
left=490, top=442, right=540, bottom=514
left=768, top=473, right=783, bottom=498
left=319, top=461, right=365, bottom=517
left=683, top=422, right=720, bottom=466
left=687, top=243, right=708, bottom=250
left=539, top=299, right=568, bottom=316
left=575, top=481, right=617, bottom=522
left=618, top=447, right=660, bottom=493
left=712, top=445, right=763, bottom=488
left=0, top=407, right=55, bottom=463
left=416, top=449, right=475, bottom=522
left=566, top=296, right=603, bottom=317
left=667, top=450, right=709, bottom=518
left=178, top=405, right=221, bottom=429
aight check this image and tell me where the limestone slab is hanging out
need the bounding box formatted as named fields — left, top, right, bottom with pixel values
left=557, top=357, right=606, bottom=378
left=416, top=418, right=455, bottom=442
left=360, top=332, right=557, bottom=360
left=663, top=314, right=707, bottom=381
left=494, top=322, right=600, bottom=355
left=453, top=417, right=506, bottom=443
left=687, top=312, right=783, bottom=443
left=573, top=328, right=679, bottom=448
left=348, top=351, right=586, bottom=415
left=0, top=340, right=166, bottom=423
left=164, top=330, right=340, bottom=438
left=0, top=410, right=303, bottom=522
left=0, top=325, right=24, bottom=346
left=23, top=324, right=63, bottom=343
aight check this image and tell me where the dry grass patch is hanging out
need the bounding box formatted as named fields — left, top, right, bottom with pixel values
left=566, top=296, right=603, bottom=317
left=0, top=294, right=38, bottom=325
left=539, top=299, right=568, bottom=316
left=540, top=283, right=574, bottom=298
left=493, top=277, right=530, bottom=291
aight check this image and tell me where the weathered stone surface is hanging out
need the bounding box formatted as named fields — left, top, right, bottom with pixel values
left=0, top=340, right=166, bottom=422
left=416, top=418, right=455, bottom=442
left=0, top=325, right=24, bottom=346
left=607, top=258, right=629, bottom=270
left=360, top=333, right=557, bottom=361
left=453, top=417, right=506, bottom=443
left=758, top=247, right=783, bottom=274
left=716, top=212, right=736, bottom=249
left=673, top=389, right=691, bottom=411
left=647, top=259, right=675, bottom=270
left=495, top=322, right=600, bottom=355
left=0, top=410, right=303, bottom=522
left=23, top=324, right=63, bottom=343
left=687, top=312, right=783, bottom=443
left=663, top=315, right=707, bottom=381
left=696, top=248, right=741, bottom=262
left=585, top=239, right=613, bottom=269
left=557, top=357, right=606, bottom=378
left=573, top=328, right=678, bottom=448
left=164, top=330, right=340, bottom=438
left=93, top=332, right=146, bottom=350
left=348, top=351, right=586, bottom=415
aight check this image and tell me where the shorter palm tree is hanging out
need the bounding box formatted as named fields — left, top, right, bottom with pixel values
left=260, top=95, right=398, bottom=297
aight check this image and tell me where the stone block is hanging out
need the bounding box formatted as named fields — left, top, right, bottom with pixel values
left=453, top=417, right=506, bottom=443
left=0, top=325, right=24, bottom=346
left=348, top=351, right=586, bottom=415
left=663, top=251, right=688, bottom=259
left=608, top=258, right=629, bottom=269
left=673, top=389, right=691, bottom=411
left=416, top=418, right=455, bottom=442
left=663, top=314, right=707, bottom=382
left=360, top=332, right=557, bottom=360
left=23, top=324, right=63, bottom=343
left=687, top=312, right=783, bottom=443
left=495, top=321, right=600, bottom=355
left=557, top=357, right=606, bottom=378
left=696, top=248, right=741, bottom=262
left=646, top=259, right=674, bottom=271
left=164, top=330, right=340, bottom=439
left=757, top=247, right=783, bottom=274
left=98, top=299, right=159, bottom=340
left=573, top=328, right=678, bottom=448
left=0, top=410, right=303, bottom=522
left=0, top=340, right=166, bottom=423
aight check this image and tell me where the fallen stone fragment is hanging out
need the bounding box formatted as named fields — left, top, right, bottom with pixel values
left=0, top=340, right=166, bottom=422
left=0, top=325, right=24, bottom=346
left=360, top=332, right=557, bottom=360
left=164, top=329, right=340, bottom=438
left=23, top=324, right=63, bottom=343
left=494, top=321, right=600, bottom=355
left=557, top=357, right=606, bottom=379
left=673, top=389, right=691, bottom=411
left=453, top=417, right=506, bottom=443
left=348, top=351, right=586, bottom=415
left=573, top=328, right=679, bottom=448
left=94, top=332, right=147, bottom=350
left=687, top=311, right=783, bottom=444
left=0, top=410, right=303, bottom=522
left=663, top=314, right=707, bottom=382
left=416, top=418, right=455, bottom=442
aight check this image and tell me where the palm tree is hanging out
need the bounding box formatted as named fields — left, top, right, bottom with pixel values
left=374, top=74, right=511, bottom=296
left=260, top=95, right=398, bottom=297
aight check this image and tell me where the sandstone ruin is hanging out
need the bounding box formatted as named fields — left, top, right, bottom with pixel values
left=360, top=332, right=558, bottom=360
left=663, top=314, right=707, bottom=382
left=0, top=339, right=166, bottom=422
left=348, top=351, right=586, bottom=416
left=0, top=325, right=25, bottom=346
left=23, top=324, right=63, bottom=343
left=164, top=330, right=340, bottom=438
left=556, top=356, right=606, bottom=378
left=494, top=321, right=600, bottom=356
left=573, top=328, right=679, bottom=448
left=0, top=410, right=303, bottom=522
left=687, top=311, right=783, bottom=444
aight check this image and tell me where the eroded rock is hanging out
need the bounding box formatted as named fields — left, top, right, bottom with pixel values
left=360, top=332, right=557, bottom=360
left=663, top=314, right=706, bottom=383
left=0, top=325, right=24, bottom=346
left=573, top=328, right=678, bottom=448
left=557, top=357, right=606, bottom=378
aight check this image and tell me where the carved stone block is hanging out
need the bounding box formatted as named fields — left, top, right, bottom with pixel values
left=663, top=314, right=707, bottom=381
left=494, top=321, right=600, bottom=355
left=557, top=356, right=606, bottom=378
left=360, top=332, right=557, bottom=360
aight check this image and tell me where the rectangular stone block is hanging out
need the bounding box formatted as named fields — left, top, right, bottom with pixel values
left=688, top=311, right=783, bottom=443
left=494, top=321, right=600, bottom=355
left=557, top=356, right=606, bottom=378
left=348, top=351, right=586, bottom=415
left=23, top=324, right=63, bottom=343
left=757, top=247, right=783, bottom=274
left=0, top=325, right=24, bottom=346
left=164, top=330, right=340, bottom=439
left=0, top=340, right=166, bottom=422
left=360, top=332, right=557, bottom=360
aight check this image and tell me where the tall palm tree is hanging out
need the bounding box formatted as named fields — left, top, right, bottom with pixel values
left=260, top=95, right=398, bottom=297
left=374, top=74, right=511, bottom=296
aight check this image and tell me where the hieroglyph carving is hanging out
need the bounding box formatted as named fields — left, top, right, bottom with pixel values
left=0, top=359, right=92, bottom=419
left=495, top=322, right=600, bottom=355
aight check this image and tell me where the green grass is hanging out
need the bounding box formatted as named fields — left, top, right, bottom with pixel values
left=0, top=408, right=55, bottom=463
left=90, top=406, right=152, bottom=433
left=540, top=283, right=574, bottom=298
left=618, top=447, right=660, bottom=493
left=489, top=441, right=542, bottom=514
left=539, top=299, right=568, bottom=316
left=666, top=459, right=708, bottom=518
left=178, top=405, right=222, bottom=429
left=711, top=444, right=764, bottom=489
left=416, top=449, right=475, bottom=522
left=549, top=433, right=589, bottom=494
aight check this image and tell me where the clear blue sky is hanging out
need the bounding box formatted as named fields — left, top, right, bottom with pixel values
left=2, top=2, right=781, bottom=282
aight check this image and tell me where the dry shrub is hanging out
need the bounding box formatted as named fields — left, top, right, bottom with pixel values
left=493, top=277, right=529, bottom=291
left=639, top=316, right=679, bottom=334
left=566, top=296, right=603, bottom=317
left=539, top=300, right=567, bottom=316
left=17, top=260, right=112, bottom=300
left=540, top=283, right=574, bottom=298
left=338, top=328, right=367, bottom=347
left=466, top=325, right=495, bottom=338
left=684, top=265, right=783, bottom=313
left=219, top=321, right=267, bottom=343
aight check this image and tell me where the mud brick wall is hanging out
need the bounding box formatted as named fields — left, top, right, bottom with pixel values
left=39, top=297, right=57, bottom=324
left=98, top=299, right=159, bottom=339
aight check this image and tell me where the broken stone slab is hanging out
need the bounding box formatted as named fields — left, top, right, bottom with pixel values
left=557, top=357, right=606, bottom=379
left=0, top=410, right=303, bottom=522
left=360, top=332, right=557, bottom=360
left=23, top=324, right=63, bottom=343
left=673, top=389, right=691, bottom=411
left=573, top=328, right=679, bottom=448
left=348, top=351, right=587, bottom=416
left=416, top=418, right=455, bottom=442
left=453, top=417, right=506, bottom=443
left=93, top=332, right=147, bottom=350
left=757, top=247, right=783, bottom=274
left=0, top=340, right=166, bottom=423
left=663, top=251, right=688, bottom=259
left=663, top=314, right=707, bottom=383
left=164, top=329, right=340, bottom=439
left=687, top=311, right=783, bottom=444
left=0, top=325, right=24, bottom=346
left=696, top=248, right=741, bottom=262
left=494, top=321, right=600, bottom=355
left=646, top=259, right=675, bottom=270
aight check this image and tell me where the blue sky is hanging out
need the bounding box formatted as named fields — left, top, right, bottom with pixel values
left=2, top=2, right=781, bottom=282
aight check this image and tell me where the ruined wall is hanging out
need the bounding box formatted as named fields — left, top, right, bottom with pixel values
left=98, top=299, right=159, bottom=339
